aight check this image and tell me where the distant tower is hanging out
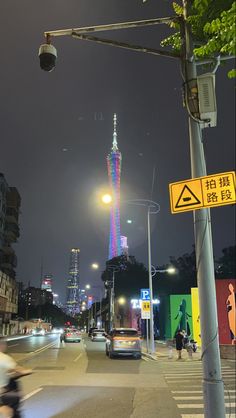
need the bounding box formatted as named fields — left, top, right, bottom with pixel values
left=121, top=235, right=129, bottom=257
left=66, top=248, right=80, bottom=316
left=107, top=114, right=122, bottom=260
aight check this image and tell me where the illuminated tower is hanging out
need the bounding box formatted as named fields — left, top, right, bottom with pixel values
left=66, top=248, right=80, bottom=316
left=107, top=114, right=122, bottom=259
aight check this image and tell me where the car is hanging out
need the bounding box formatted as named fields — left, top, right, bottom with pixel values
left=32, top=327, right=46, bottom=336
left=51, top=327, right=63, bottom=334
left=88, top=327, right=98, bottom=337
left=91, top=329, right=107, bottom=342
left=60, top=328, right=82, bottom=343
left=105, top=328, right=142, bottom=359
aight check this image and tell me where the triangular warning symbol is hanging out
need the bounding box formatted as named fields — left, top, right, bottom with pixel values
left=175, top=185, right=201, bottom=208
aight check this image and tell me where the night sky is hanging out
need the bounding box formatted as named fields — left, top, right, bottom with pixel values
left=0, top=1, right=235, bottom=303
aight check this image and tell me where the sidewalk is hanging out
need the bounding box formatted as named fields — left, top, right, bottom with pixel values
left=142, top=339, right=202, bottom=362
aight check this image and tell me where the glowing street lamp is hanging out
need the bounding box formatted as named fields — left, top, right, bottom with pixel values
left=91, top=263, right=99, bottom=270
left=102, top=194, right=112, bottom=204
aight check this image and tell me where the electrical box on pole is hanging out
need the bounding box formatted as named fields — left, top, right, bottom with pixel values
left=197, top=73, right=217, bottom=128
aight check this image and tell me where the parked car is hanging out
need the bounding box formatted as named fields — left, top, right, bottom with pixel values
left=105, top=328, right=142, bottom=359
left=91, top=329, right=107, bottom=342
left=32, top=327, right=46, bottom=336
left=60, top=328, right=82, bottom=343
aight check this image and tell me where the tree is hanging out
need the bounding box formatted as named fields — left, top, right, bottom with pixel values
left=153, top=246, right=197, bottom=295
left=215, top=245, right=236, bottom=278
left=160, top=0, right=236, bottom=78
left=102, top=255, right=149, bottom=298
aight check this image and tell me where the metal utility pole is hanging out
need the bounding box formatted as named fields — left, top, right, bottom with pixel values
left=147, top=206, right=155, bottom=354
left=182, top=1, right=225, bottom=416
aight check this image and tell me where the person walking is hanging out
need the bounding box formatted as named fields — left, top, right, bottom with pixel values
left=175, top=329, right=184, bottom=359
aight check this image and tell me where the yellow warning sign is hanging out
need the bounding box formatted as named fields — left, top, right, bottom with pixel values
left=169, top=171, right=236, bottom=214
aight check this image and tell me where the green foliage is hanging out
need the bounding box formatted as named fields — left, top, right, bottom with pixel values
left=161, top=0, right=235, bottom=77
left=103, top=255, right=148, bottom=298
left=216, top=245, right=236, bottom=278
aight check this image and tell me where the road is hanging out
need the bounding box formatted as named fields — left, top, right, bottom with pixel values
left=7, top=334, right=236, bottom=418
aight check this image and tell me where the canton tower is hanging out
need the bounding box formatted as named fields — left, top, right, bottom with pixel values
left=107, top=114, right=122, bottom=260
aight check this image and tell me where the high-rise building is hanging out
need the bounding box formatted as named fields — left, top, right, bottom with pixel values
left=66, top=248, right=80, bottom=316
left=107, top=114, right=122, bottom=260
left=41, top=274, right=53, bottom=292
left=0, top=173, right=21, bottom=279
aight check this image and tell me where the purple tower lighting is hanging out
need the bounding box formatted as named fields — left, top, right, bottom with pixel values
left=107, top=114, right=122, bottom=260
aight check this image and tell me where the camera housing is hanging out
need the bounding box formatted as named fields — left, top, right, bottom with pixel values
left=38, top=43, right=57, bottom=72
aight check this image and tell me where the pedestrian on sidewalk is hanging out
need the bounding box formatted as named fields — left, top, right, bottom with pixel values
left=175, top=329, right=184, bottom=359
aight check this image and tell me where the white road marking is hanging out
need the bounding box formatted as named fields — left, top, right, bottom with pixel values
left=178, top=403, right=235, bottom=409
left=174, top=395, right=236, bottom=400
left=181, top=415, right=236, bottom=418
left=171, top=390, right=235, bottom=393
left=22, top=387, right=43, bottom=401
left=8, top=343, right=19, bottom=348
left=73, top=353, right=82, bottom=362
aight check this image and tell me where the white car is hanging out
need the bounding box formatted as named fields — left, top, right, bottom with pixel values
left=32, top=327, right=46, bottom=336
left=91, top=329, right=107, bottom=342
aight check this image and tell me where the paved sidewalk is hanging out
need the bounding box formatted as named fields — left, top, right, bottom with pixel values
left=142, top=339, right=202, bottom=362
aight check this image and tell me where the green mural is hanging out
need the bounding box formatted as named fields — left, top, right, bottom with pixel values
left=170, top=295, right=193, bottom=338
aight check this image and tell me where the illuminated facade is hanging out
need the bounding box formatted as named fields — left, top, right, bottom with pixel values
left=66, top=248, right=80, bottom=316
left=107, top=114, right=122, bottom=259
left=41, top=274, right=53, bottom=292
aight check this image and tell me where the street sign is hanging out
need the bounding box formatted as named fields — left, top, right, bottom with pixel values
left=140, top=289, right=150, bottom=300
left=141, top=301, right=150, bottom=319
left=169, top=171, right=236, bottom=214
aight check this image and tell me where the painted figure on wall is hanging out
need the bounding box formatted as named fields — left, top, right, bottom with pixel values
left=226, top=283, right=236, bottom=345
left=174, top=298, right=192, bottom=337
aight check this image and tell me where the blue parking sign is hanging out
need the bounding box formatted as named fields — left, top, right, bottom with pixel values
left=140, top=289, right=150, bottom=300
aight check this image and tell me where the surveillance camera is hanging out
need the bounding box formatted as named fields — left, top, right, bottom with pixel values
left=38, top=43, right=57, bottom=72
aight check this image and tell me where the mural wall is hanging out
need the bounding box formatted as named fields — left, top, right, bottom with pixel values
left=215, top=279, right=236, bottom=345
left=170, top=295, right=193, bottom=338
left=191, top=288, right=201, bottom=346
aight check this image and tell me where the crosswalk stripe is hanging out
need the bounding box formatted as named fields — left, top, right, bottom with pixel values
left=174, top=395, right=236, bottom=400
left=178, top=403, right=235, bottom=408
left=171, top=390, right=235, bottom=393
left=181, top=415, right=236, bottom=418
left=164, top=371, right=234, bottom=376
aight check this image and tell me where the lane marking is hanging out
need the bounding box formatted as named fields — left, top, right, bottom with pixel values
left=8, top=343, right=19, bottom=348
left=22, top=387, right=43, bottom=401
left=73, top=353, right=82, bottom=362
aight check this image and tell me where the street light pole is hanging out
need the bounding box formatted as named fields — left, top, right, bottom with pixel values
left=182, top=2, right=225, bottom=416
left=147, top=205, right=155, bottom=354
left=126, top=199, right=160, bottom=354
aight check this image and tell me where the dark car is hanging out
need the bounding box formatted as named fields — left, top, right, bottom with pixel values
left=88, top=327, right=98, bottom=337
left=105, top=328, right=142, bottom=359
